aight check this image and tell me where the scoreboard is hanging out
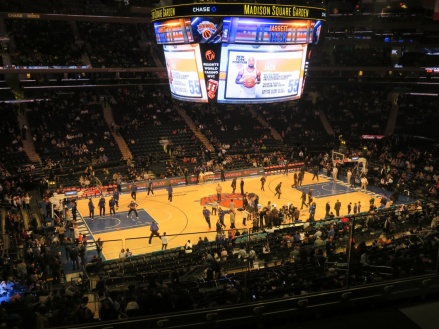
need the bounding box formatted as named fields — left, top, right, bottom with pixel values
left=152, top=2, right=325, bottom=104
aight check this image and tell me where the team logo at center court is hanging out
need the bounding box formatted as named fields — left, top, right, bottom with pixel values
left=197, top=21, right=217, bottom=40
left=200, top=193, right=243, bottom=208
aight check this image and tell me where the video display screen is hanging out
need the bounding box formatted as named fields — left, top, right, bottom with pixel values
left=154, top=15, right=321, bottom=103
left=163, top=44, right=208, bottom=102
left=154, top=18, right=194, bottom=44
left=222, top=17, right=317, bottom=44
left=155, top=17, right=321, bottom=46
left=217, top=44, right=307, bottom=103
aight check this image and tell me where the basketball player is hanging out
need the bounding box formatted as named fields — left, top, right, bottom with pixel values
left=127, top=199, right=139, bottom=221
left=109, top=197, right=116, bottom=216
left=235, top=56, right=261, bottom=98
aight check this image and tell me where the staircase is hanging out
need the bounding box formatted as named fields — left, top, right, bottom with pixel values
left=318, top=111, right=335, bottom=136
left=17, top=112, right=42, bottom=164
left=247, top=107, right=283, bottom=141
left=175, top=106, right=215, bottom=152
left=385, top=92, right=400, bottom=136
left=102, top=105, right=132, bottom=160
left=69, top=21, right=92, bottom=67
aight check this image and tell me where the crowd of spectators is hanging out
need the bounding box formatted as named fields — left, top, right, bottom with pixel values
left=314, top=84, right=391, bottom=140
left=184, top=103, right=284, bottom=157
left=0, top=0, right=158, bottom=15
left=2, top=177, right=435, bottom=328
left=3, top=19, right=156, bottom=69
left=77, top=22, right=154, bottom=68
left=395, top=94, right=439, bottom=138
left=6, top=20, right=83, bottom=67
left=253, top=97, right=327, bottom=149
left=0, top=104, right=31, bottom=181
left=332, top=45, right=392, bottom=67
left=110, top=86, right=207, bottom=178
left=0, top=104, right=24, bottom=154
left=1, top=181, right=437, bottom=327
left=369, top=135, right=439, bottom=200
left=75, top=199, right=438, bottom=322
left=22, top=90, right=123, bottom=188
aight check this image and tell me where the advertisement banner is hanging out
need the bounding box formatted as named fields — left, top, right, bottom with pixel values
left=120, top=167, right=265, bottom=193
left=199, top=43, right=222, bottom=102
left=151, top=4, right=326, bottom=22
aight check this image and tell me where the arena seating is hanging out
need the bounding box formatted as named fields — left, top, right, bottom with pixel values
left=0, top=104, right=31, bottom=176
left=77, top=22, right=154, bottom=68
left=6, top=19, right=83, bottom=67
left=395, top=94, right=439, bottom=138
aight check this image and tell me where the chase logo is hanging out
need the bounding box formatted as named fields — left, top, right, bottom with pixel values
left=193, top=6, right=211, bottom=13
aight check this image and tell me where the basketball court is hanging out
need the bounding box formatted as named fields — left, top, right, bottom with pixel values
left=73, top=170, right=388, bottom=262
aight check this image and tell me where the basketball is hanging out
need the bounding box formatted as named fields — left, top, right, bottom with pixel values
left=202, top=29, right=212, bottom=39
left=243, top=76, right=256, bottom=88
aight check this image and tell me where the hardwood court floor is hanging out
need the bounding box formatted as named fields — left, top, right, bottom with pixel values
left=75, top=173, right=377, bottom=260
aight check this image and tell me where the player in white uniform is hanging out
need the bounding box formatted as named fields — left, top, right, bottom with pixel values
left=235, top=57, right=261, bottom=98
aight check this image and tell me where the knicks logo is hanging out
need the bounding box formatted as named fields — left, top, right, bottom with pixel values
left=200, top=193, right=243, bottom=208
left=197, top=21, right=217, bottom=40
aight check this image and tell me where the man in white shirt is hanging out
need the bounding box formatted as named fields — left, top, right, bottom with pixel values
left=346, top=169, right=352, bottom=185
left=332, top=165, right=338, bottom=182
left=242, top=208, right=250, bottom=226
left=216, top=184, right=222, bottom=202
left=211, top=200, right=219, bottom=215
left=361, top=177, right=369, bottom=190
left=431, top=215, right=439, bottom=228
left=161, top=232, right=168, bottom=250
left=185, top=240, right=193, bottom=253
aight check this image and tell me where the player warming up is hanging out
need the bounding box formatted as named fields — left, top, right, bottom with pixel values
left=202, top=206, right=212, bottom=230
left=149, top=219, right=160, bottom=244
left=127, top=199, right=139, bottom=221
left=274, top=182, right=282, bottom=199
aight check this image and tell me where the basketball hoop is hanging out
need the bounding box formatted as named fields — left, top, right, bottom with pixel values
left=332, top=151, right=345, bottom=165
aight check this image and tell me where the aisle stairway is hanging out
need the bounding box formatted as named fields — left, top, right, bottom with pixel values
left=69, top=21, right=92, bottom=67
left=175, top=106, right=215, bottom=152
left=318, top=111, right=335, bottom=136
left=17, top=112, right=42, bottom=164
left=102, top=105, right=132, bottom=160
left=385, top=92, right=400, bottom=136
left=248, top=107, right=283, bottom=141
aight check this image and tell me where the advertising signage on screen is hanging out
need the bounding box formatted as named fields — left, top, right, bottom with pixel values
left=222, top=17, right=318, bottom=44
left=217, top=44, right=308, bottom=103
left=151, top=3, right=326, bottom=22
left=154, top=16, right=321, bottom=45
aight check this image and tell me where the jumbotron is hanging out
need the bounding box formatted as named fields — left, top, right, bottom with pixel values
left=243, top=4, right=310, bottom=17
